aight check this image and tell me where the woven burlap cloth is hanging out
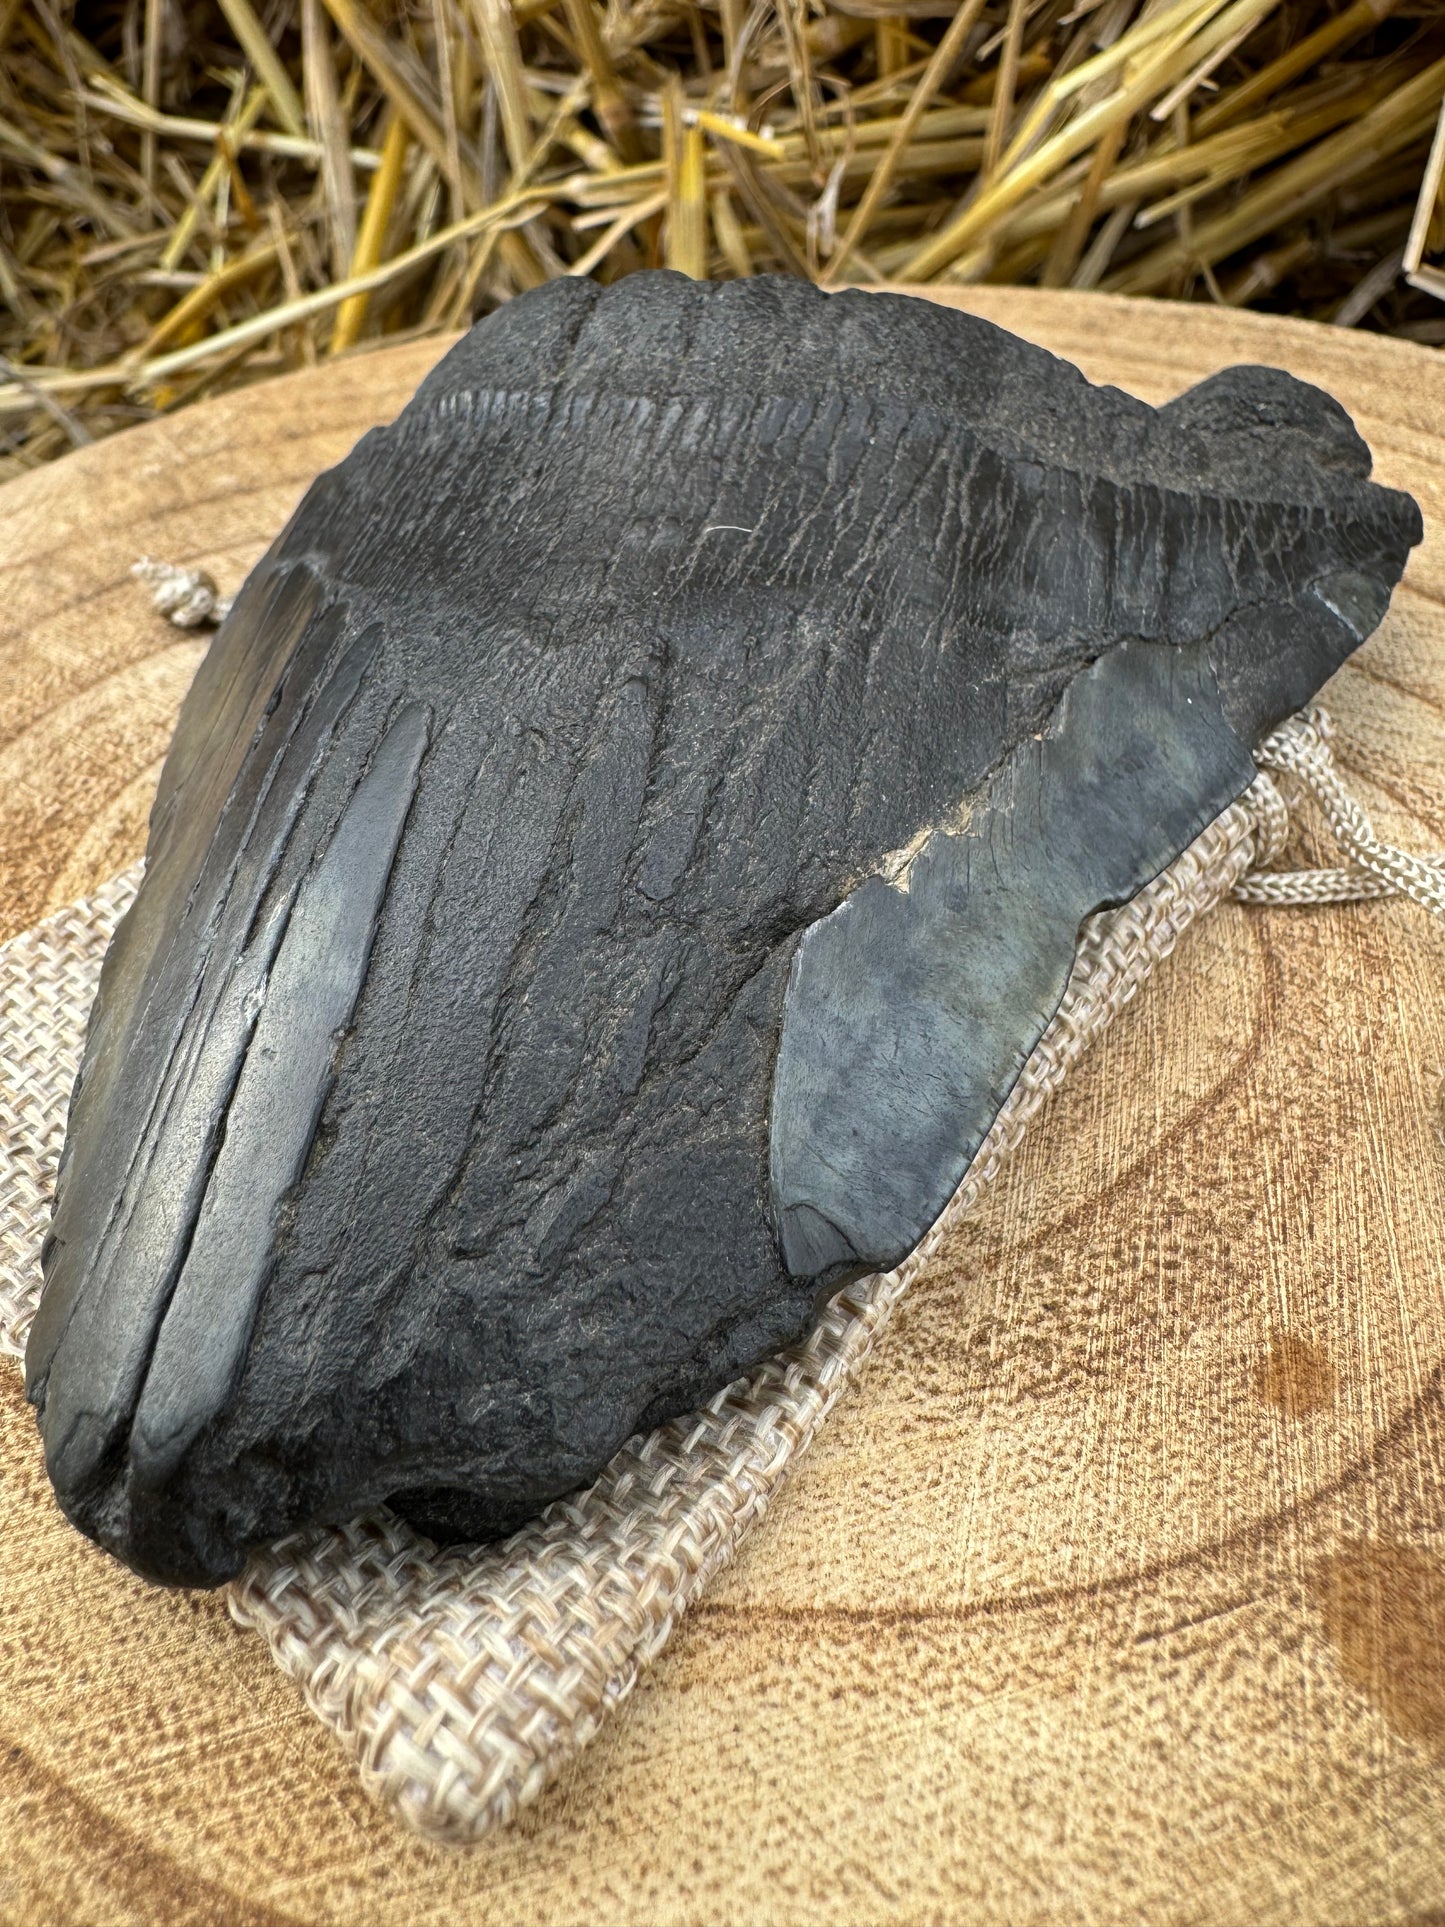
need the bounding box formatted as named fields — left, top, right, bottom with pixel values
left=0, top=768, right=1282, bottom=1842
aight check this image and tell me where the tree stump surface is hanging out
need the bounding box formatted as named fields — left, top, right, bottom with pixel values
left=0, top=288, right=1442, bottom=1927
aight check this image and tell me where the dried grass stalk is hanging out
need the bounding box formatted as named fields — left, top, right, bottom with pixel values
left=0, top=0, right=1439, bottom=474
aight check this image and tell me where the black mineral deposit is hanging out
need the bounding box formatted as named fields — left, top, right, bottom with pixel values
left=25, top=273, right=1422, bottom=1585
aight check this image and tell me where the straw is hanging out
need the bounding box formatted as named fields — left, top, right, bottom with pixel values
left=0, top=0, right=1439, bottom=474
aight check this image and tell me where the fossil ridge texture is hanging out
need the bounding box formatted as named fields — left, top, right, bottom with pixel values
left=25, top=275, right=1421, bottom=1586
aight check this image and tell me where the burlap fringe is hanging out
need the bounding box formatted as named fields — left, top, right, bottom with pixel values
left=0, top=759, right=1288, bottom=1843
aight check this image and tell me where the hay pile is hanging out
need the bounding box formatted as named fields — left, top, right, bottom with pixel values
left=1, top=0, right=1441, bottom=473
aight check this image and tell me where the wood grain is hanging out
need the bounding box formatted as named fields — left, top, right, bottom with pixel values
left=2, top=290, right=1444, bottom=1927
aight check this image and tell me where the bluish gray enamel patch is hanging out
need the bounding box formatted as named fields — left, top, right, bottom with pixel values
left=769, top=640, right=1258, bottom=1277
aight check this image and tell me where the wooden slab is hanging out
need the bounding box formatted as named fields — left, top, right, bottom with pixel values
left=1, top=289, right=1443, bottom=1927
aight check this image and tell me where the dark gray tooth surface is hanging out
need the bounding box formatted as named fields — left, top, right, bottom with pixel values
left=25, top=273, right=1421, bottom=1586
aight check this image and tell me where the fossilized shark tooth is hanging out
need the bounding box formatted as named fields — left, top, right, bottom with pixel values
left=26, top=275, right=1421, bottom=1586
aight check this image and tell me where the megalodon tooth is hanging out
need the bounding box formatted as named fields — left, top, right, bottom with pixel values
left=24, top=274, right=1421, bottom=1586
